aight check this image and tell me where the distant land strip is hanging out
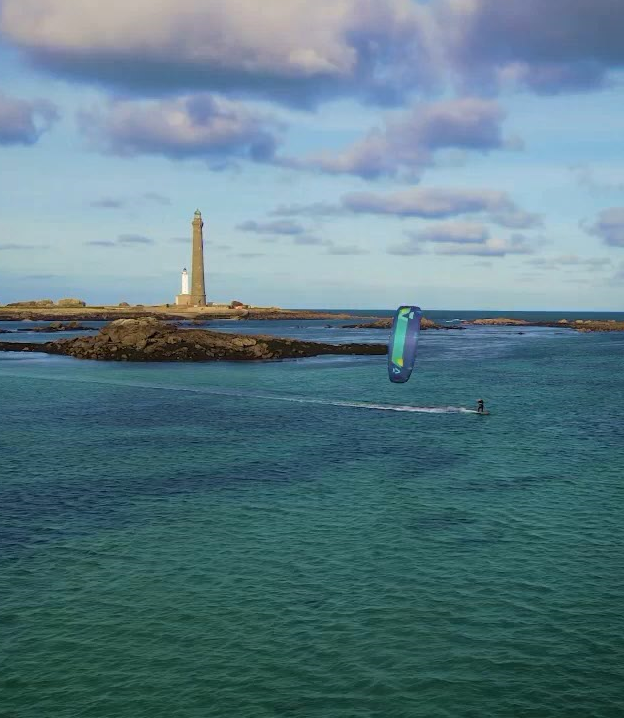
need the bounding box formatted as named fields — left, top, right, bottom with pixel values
left=0, top=305, right=355, bottom=322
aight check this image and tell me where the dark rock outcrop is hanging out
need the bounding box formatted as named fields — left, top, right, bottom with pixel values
left=464, top=317, right=624, bottom=332
left=0, top=318, right=387, bottom=362
left=342, top=317, right=464, bottom=330
left=6, top=299, right=55, bottom=307
left=243, top=309, right=354, bottom=320
left=470, top=317, right=530, bottom=326
left=569, top=320, right=624, bottom=332
left=19, top=321, right=94, bottom=333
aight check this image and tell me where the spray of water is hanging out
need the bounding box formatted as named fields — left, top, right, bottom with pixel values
left=0, top=367, right=478, bottom=415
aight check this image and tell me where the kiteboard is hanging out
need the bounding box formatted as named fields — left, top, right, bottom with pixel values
left=475, top=411, right=490, bottom=415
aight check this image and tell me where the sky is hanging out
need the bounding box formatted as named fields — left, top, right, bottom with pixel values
left=0, top=0, right=623, bottom=310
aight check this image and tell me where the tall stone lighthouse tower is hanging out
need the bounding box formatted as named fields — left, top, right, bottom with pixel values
left=190, top=209, right=206, bottom=306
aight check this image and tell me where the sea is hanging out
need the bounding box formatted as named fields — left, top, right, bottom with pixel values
left=1, top=310, right=623, bottom=718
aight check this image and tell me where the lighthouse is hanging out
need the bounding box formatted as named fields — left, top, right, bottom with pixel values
left=190, top=209, right=207, bottom=306
left=175, top=210, right=208, bottom=306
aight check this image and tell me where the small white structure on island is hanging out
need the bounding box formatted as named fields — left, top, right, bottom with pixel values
left=176, top=268, right=191, bottom=306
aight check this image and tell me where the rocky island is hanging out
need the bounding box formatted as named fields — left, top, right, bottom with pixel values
left=0, top=318, right=387, bottom=362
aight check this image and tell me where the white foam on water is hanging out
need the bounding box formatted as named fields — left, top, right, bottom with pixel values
left=0, top=370, right=475, bottom=415
left=283, top=397, right=475, bottom=414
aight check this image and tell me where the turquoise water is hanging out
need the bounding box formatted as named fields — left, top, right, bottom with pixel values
left=1, top=318, right=624, bottom=717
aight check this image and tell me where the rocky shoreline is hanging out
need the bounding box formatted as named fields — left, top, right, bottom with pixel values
left=0, top=306, right=354, bottom=322
left=341, top=316, right=624, bottom=332
left=0, top=318, right=386, bottom=362
left=467, top=317, right=624, bottom=332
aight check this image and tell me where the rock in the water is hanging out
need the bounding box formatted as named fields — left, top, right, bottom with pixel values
left=471, top=317, right=530, bottom=326
left=21, top=321, right=92, bottom=333
left=342, top=316, right=462, bottom=330
left=6, top=318, right=387, bottom=362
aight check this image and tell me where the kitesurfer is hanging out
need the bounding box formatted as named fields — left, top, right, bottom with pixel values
left=477, top=399, right=485, bottom=414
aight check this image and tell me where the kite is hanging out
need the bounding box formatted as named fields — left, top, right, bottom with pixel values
left=388, top=305, right=423, bottom=383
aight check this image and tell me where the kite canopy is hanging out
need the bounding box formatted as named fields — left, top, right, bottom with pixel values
left=388, top=305, right=423, bottom=383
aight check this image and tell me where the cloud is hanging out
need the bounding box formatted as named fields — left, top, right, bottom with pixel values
left=143, top=191, right=171, bottom=205
left=1, top=0, right=437, bottom=107
left=387, top=242, right=425, bottom=256
left=342, top=187, right=517, bottom=219
left=570, top=164, right=624, bottom=193
left=3, top=0, right=623, bottom=105
left=78, top=94, right=520, bottom=182
left=326, top=243, right=368, bottom=255
left=388, top=220, right=501, bottom=255
left=118, top=234, right=154, bottom=245
left=441, top=0, right=624, bottom=94
left=293, top=235, right=324, bottom=245
left=0, top=242, right=42, bottom=250
left=291, top=97, right=514, bottom=179
left=90, top=192, right=172, bottom=209
left=78, top=94, right=282, bottom=165
left=90, top=198, right=125, bottom=209
left=609, top=262, right=624, bottom=284
left=237, top=220, right=334, bottom=247
left=269, top=190, right=539, bottom=234
left=586, top=207, right=624, bottom=247
left=388, top=220, right=540, bottom=256
left=85, top=235, right=154, bottom=247
left=271, top=202, right=343, bottom=218
left=434, top=233, right=534, bottom=257
left=409, top=221, right=489, bottom=243
left=489, top=208, right=543, bottom=229
left=527, top=254, right=612, bottom=270
left=0, top=90, right=59, bottom=145
left=237, top=219, right=306, bottom=235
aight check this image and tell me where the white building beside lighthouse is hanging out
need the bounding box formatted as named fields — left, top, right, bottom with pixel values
left=176, top=268, right=191, bottom=306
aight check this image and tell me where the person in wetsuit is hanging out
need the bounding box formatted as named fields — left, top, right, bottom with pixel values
left=477, top=399, right=485, bottom=414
